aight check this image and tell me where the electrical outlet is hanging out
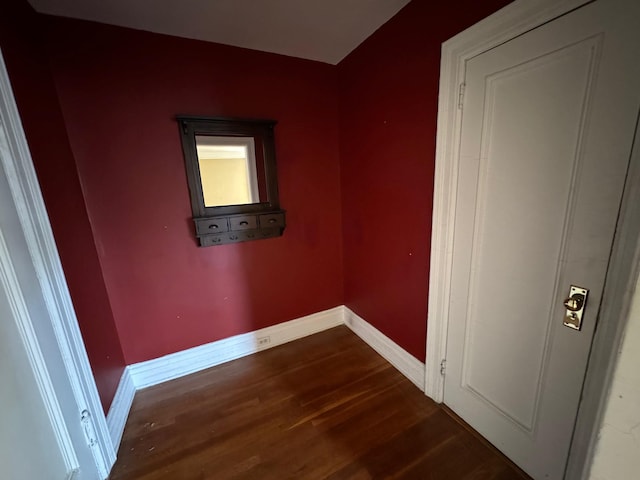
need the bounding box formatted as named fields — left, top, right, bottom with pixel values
left=257, top=336, right=271, bottom=346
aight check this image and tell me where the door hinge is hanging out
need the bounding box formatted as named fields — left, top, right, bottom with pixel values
left=440, top=359, right=446, bottom=376
left=80, top=409, right=97, bottom=447
left=458, top=83, right=466, bottom=110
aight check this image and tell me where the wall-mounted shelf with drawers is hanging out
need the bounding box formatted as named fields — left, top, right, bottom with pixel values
left=177, top=115, right=286, bottom=248
left=194, top=210, right=286, bottom=246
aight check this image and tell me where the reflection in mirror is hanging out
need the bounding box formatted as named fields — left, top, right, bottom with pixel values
left=195, top=136, right=258, bottom=207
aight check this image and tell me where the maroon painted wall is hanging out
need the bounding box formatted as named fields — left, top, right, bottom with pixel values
left=43, top=18, right=344, bottom=364
left=3, top=0, right=515, bottom=412
left=0, top=0, right=126, bottom=412
left=338, top=0, right=512, bottom=361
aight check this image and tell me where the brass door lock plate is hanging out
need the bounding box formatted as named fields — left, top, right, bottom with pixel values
left=563, top=285, right=588, bottom=331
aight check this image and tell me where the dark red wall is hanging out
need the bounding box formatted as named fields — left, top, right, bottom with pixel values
left=4, top=0, right=515, bottom=413
left=0, top=0, right=126, bottom=412
left=338, top=0, right=512, bottom=361
left=43, top=18, right=344, bottom=364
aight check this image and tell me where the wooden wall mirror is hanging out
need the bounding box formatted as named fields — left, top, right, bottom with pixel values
left=177, top=116, right=285, bottom=247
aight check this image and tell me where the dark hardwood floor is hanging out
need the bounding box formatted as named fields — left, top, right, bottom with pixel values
left=109, top=326, right=530, bottom=479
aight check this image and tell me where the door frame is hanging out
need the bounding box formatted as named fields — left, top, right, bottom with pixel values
left=424, top=0, right=640, bottom=478
left=0, top=50, right=115, bottom=478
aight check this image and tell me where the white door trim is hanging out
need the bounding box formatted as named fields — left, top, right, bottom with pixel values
left=426, top=0, right=640, bottom=477
left=0, top=210, right=79, bottom=474
left=0, top=50, right=115, bottom=477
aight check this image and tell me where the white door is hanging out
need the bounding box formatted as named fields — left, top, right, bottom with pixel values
left=0, top=173, right=71, bottom=479
left=444, top=0, right=640, bottom=478
left=0, top=51, right=113, bottom=479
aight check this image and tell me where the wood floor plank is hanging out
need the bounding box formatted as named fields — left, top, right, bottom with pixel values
left=109, top=326, right=530, bottom=480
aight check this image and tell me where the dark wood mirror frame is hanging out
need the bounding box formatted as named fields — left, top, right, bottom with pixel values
left=177, top=115, right=286, bottom=247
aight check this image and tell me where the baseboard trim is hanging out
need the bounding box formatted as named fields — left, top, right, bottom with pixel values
left=128, top=306, right=344, bottom=389
left=106, top=367, right=135, bottom=449
left=107, top=305, right=426, bottom=456
left=344, top=307, right=425, bottom=390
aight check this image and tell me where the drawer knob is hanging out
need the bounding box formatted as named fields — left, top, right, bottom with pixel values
left=208, top=224, right=219, bottom=229
left=239, top=221, right=249, bottom=226
left=269, top=218, right=277, bottom=224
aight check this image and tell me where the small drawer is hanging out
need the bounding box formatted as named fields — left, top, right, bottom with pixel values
left=195, top=217, right=229, bottom=235
left=229, top=215, right=257, bottom=231
left=259, top=212, right=285, bottom=228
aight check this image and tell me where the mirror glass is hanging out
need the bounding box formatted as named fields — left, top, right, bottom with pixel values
left=178, top=116, right=279, bottom=219
left=194, top=134, right=269, bottom=207
left=195, top=135, right=262, bottom=207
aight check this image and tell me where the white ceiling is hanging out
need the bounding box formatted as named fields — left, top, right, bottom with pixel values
left=27, top=0, right=411, bottom=65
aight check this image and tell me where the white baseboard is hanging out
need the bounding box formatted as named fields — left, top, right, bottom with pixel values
left=128, top=306, right=344, bottom=389
left=106, top=367, right=135, bottom=449
left=343, top=307, right=426, bottom=390
left=107, top=304, right=426, bottom=455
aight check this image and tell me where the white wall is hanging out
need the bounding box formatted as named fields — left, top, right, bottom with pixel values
left=589, top=273, right=640, bottom=480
